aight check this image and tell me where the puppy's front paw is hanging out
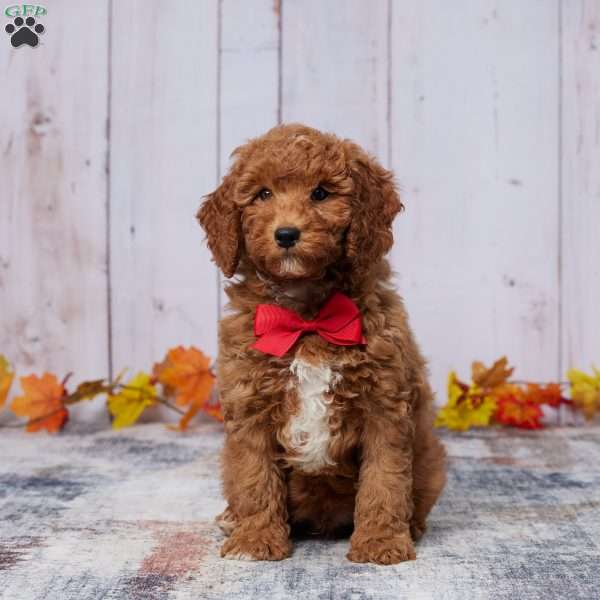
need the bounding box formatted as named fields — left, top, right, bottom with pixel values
left=221, top=526, right=292, bottom=561
left=347, top=530, right=416, bottom=565
left=216, top=506, right=238, bottom=536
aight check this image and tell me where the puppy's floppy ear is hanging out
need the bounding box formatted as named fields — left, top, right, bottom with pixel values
left=344, top=142, right=403, bottom=274
left=197, top=173, right=242, bottom=278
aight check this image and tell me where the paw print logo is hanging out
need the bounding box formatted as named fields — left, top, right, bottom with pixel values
left=5, top=16, right=45, bottom=48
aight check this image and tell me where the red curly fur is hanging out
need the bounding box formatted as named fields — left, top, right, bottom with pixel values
left=198, top=124, right=446, bottom=565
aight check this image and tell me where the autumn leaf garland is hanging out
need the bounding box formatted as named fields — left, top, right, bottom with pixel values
left=0, top=346, right=221, bottom=434
left=1, top=350, right=599, bottom=434
left=435, top=357, right=600, bottom=431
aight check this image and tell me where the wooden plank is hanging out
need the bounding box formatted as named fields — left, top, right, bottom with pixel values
left=281, top=0, right=389, bottom=160
left=110, top=1, right=220, bottom=375
left=220, top=0, right=279, bottom=168
left=0, top=2, right=109, bottom=420
left=218, top=0, right=280, bottom=310
left=561, top=0, right=600, bottom=378
left=390, top=1, right=560, bottom=401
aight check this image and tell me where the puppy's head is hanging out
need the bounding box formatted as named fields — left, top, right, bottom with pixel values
left=198, top=124, right=402, bottom=281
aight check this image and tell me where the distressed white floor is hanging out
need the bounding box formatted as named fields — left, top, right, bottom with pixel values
left=0, top=422, right=599, bottom=600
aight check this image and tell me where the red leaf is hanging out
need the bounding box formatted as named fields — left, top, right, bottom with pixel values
left=495, top=388, right=544, bottom=429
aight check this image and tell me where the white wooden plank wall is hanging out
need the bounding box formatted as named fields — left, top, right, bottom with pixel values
left=110, top=0, right=220, bottom=379
left=561, top=1, right=600, bottom=375
left=1, top=2, right=110, bottom=420
left=390, top=0, right=560, bottom=401
left=1, top=0, right=599, bottom=422
left=282, top=0, right=389, bottom=159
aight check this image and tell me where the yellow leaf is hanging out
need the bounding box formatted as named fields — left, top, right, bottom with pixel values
left=435, top=371, right=497, bottom=431
left=108, top=372, right=156, bottom=429
left=0, top=355, right=15, bottom=407
left=11, top=373, right=68, bottom=433
left=446, top=371, right=468, bottom=406
left=567, top=367, right=600, bottom=420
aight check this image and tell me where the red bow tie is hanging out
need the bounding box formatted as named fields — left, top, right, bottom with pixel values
left=251, top=292, right=366, bottom=357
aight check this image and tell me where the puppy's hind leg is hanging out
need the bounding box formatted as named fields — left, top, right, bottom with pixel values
left=410, top=410, right=447, bottom=541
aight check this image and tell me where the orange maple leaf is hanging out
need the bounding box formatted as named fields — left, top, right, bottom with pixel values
left=495, top=387, right=543, bottom=429
left=523, top=383, right=564, bottom=408
left=11, top=373, right=69, bottom=433
left=471, top=357, right=514, bottom=390
left=153, top=346, right=218, bottom=429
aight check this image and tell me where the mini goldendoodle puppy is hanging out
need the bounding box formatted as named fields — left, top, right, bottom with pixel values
left=198, top=124, right=446, bottom=565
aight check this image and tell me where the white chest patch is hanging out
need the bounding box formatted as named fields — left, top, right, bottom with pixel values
left=285, top=358, right=340, bottom=473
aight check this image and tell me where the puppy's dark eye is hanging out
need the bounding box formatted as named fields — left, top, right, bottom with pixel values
left=257, top=188, right=272, bottom=201
left=311, top=186, right=329, bottom=202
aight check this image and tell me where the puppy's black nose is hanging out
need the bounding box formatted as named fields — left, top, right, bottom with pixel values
left=275, top=227, right=300, bottom=248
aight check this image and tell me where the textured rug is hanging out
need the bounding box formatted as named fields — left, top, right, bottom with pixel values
left=0, top=422, right=599, bottom=600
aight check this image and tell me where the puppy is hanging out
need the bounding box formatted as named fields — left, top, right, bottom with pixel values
left=198, top=124, right=446, bottom=565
